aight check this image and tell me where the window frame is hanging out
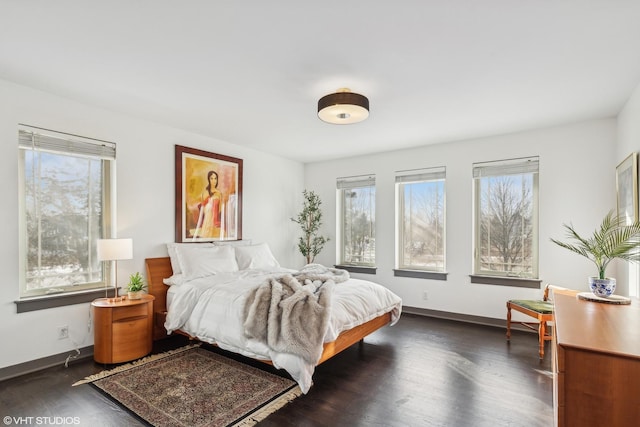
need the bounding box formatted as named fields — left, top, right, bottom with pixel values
left=472, top=157, right=539, bottom=281
left=17, top=125, right=116, bottom=304
left=336, top=175, right=376, bottom=269
left=395, top=167, right=447, bottom=277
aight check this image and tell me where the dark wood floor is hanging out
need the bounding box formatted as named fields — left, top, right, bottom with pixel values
left=0, top=314, right=553, bottom=426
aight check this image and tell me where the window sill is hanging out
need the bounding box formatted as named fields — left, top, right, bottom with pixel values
left=334, top=265, right=377, bottom=275
left=394, top=269, right=448, bottom=281
left=469, top=275, right=541, bottom=289
left=15, top=288, right=117, bottom=313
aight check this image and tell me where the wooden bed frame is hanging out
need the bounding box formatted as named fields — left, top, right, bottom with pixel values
left=145, top=256, right=392, bottom=365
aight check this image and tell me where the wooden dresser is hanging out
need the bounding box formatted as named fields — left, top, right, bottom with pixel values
left=553, top=292, right=640, bottom=426
left=92, top=294, right=155, bottom=364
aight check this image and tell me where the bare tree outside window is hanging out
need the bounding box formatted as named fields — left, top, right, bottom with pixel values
left=473, top=157, right=539, bottom=279
left=19, top=127, right=114, bottom=298
left=478, top=175, right=533, bottom=274
left=24, top=151, right=105, bottom=291
left=398, top=179, right=445, bottom=271
left=339, top=183, right=375, bottom=266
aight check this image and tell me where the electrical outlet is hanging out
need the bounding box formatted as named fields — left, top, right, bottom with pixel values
left=422, top=291, right=428, bottom=301
left=57, top=325, right=69, bottom=340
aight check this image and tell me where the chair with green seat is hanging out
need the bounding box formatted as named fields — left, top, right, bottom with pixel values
left=506, top=284, right=554, bottom=359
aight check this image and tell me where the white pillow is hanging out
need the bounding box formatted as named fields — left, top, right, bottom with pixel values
left=235, top=243, right=280, bottom=270
left=166, top=242, right=215, bottom=275
left=176, top=245, right=239, bottom=279
left=163, top=273, right=185, bottom=286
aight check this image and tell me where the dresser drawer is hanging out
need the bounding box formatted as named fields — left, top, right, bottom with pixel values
left=112, top=303, right=148, bottom=322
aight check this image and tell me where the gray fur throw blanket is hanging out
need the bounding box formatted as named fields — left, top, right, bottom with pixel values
left=243, top=264, right=349, bottom=364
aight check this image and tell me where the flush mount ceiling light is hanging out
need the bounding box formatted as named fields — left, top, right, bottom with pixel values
left=317, top=88, right=369, bottom=124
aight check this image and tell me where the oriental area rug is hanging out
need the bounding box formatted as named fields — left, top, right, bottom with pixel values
left=73, top=345, right=301, bottom=427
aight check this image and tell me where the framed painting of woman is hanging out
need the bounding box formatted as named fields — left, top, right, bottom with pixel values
left=175, top=145, right=243, bottom=242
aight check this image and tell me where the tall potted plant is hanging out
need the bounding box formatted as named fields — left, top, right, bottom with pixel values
left=550, top=210, right=640, bottom=297
left=291, top=189, right=330, bottom=264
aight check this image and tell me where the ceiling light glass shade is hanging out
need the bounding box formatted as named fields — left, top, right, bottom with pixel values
left=318, top=90, right=369, bottom=124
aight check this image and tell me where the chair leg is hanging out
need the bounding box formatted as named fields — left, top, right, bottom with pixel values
left=538, top=321, right=546, bottom=359
left=506, top=302, right=512, bottom=341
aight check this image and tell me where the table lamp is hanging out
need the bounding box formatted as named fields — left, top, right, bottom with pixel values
left=97, top=238, right=133, bottom=301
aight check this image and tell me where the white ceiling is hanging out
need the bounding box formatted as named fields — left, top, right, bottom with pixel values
left=2, top=1, right=640, bottom=163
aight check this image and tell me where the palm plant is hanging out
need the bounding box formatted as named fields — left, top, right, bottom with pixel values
left=550, top=210, right=640, bottom=280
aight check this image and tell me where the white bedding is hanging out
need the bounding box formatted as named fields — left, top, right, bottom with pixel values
left=164, top=267, right=402, bottom=393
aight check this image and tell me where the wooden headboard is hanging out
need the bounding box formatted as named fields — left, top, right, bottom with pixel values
left=145, top=257, right=173, bottom=340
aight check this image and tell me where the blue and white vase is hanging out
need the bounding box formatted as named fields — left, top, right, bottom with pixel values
left=588, top=277, right=616, bottom=298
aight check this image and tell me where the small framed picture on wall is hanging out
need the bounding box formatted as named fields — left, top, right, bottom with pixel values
left=616, top=152, right=638, bottom=225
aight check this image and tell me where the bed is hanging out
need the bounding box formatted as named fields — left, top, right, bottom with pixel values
left=144, top=242, right=402, bottom=393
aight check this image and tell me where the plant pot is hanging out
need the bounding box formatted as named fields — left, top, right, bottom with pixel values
left=588, top=277, right=616, bottom=298
left=127, top=291, right=143, bottom=300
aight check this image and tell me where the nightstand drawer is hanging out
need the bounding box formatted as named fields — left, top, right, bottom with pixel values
left=112, top=318, right=152, bottom=361
left=112, top=303, right=148, bottom=322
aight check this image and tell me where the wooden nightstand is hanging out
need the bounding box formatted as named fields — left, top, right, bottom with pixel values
left=92, top=294, right=155, bottom=364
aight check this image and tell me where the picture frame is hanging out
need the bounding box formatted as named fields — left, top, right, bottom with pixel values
left=616, top=152, right=638, bottom=225
left=175, top=145, right=243, bottom=242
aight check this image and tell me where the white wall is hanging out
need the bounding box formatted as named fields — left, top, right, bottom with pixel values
left=0, top=79, right=304, bottom=369
left=0, top=73, right=626, bottom=371
left=305, top=118, right=617, bottom=320
left=616, top=81, right=640, bottom=297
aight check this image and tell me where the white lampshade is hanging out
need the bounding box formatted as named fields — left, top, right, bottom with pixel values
left=97, top=238, right=133, bottom=261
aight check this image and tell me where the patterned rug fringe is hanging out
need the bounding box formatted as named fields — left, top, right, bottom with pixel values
left=72, top=343, right=201, bottom=386
left=231, top=386, right=303, bottom=427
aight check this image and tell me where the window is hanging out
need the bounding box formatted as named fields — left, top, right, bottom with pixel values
left=395, top=167, right=446, bottom=274
left=336, top=175, right=376, bottom=268
left=18, top=125, right=115, bottom=299
left=473, top=157, right=539, bottom=279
